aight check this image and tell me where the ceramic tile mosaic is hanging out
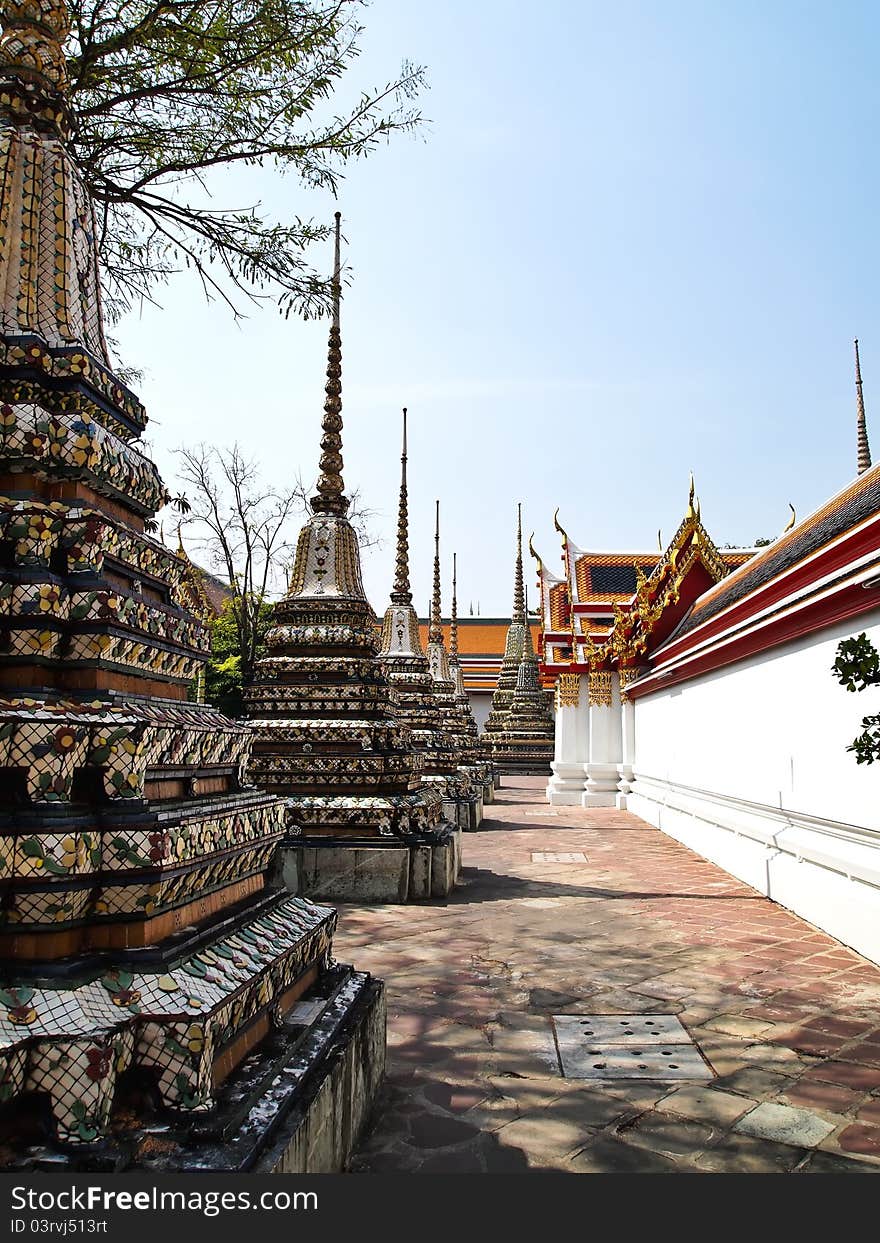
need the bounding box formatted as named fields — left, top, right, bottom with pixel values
left=0, top=897, right=335, bottom=1142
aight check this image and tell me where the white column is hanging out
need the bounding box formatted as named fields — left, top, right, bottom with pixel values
left=547, top=673, right=588, bottom=805
left=616, top=682, right=636, bottom=809
left=582, top=671, right=622, bottom=808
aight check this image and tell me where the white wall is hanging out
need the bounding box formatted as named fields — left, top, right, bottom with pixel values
left=629, top=611, right=880, bottom=963
left=635, top=612, right=880, bottom=828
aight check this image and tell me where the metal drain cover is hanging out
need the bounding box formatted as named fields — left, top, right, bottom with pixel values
left=531, top=852, right=588, bottom=863
left=552, top=1014, right=712, bottom=1081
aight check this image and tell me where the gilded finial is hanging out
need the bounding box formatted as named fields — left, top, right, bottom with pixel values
left=311, top=212, right=349, bottom=516
left=429, top=498, right=443, bottom=644
left=856, top=338, right=873, bottom=476
left=390, top=406, right=411, bottom=603
left=686, top=471, right=696, bottom=519
left=657, top=529, right=663, bottom=552
left=512, top=502, right=525, bottom=623
left=553, top=507, right=568, bottom=541
left=528, top=531, right=542, bottom=574
left=695, top=495, right=701, bottom=521
left=0, top=0, right=75, bottom=138
left=782, top=502, right=796, bottom=534
left=450, top=552, right=460, bottom=661
left=176, top=522, right=185, bottom=557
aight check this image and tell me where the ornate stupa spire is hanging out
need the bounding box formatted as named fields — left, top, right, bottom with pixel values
left=311, top=211, right=349, bottom=516
left=429, top=498, right=443, bottom=645
left=450, top=552, right=460, bottom=662
left=391, top=407, right=411, bottom=604
left=247, top=224, right=460, bottom=892
left=856, top=338, right=872, bottom=476
left=377, top=426, right=485, bottom=824
left=512, top=501, right=525, bottom=623
left=484, top=503, right=552, bottom=772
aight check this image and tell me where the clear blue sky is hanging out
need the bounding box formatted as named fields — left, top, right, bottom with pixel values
left=117, top=0, right=880, bottom=616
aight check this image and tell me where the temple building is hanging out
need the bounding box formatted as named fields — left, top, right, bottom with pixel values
left=482, top=505, right=554, bottom=773
left=0, top=0, right=382, bottom=1170
left=245, top=226, right=460, bottom=902
left=537, top=360, right=880, bottom=964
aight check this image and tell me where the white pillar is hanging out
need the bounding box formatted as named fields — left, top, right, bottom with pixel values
left=582, top=671, right=622, bottom=808
left=616, top=693, right=635, bottom=810
left=547, top=673, right=588, bottom=806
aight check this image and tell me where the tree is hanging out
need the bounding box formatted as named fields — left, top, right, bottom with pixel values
left=177, top=443, right=302, bottom=689
left=831, top=632, right=880, bottom=764
left=177, top=441, right=379, bottom=692
left=66, top=1, right=425, bottom=319
left=205, top=595, right=274, bottom=715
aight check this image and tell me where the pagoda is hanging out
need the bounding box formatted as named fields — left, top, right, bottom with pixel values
left=377, top=410, right=473, bottom=829
left=424, top=503, right=484, bottom=828
left=447, top=553, right=495, bottom=801
left=483, top=505, right=555, bottom=772
left=483, top=505, right=529, bottom=737
left=488, top=586, right=554, bottom=773
left=245, top=227, right=460, bottom=903
left=0, top=0, right=383, bottom=1169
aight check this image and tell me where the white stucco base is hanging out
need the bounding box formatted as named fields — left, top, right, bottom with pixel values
left=627, top=614, right=880, bottom=964
left=547, top=761, right=585, bottom=805
left=629, top=773, right=880, bottom=966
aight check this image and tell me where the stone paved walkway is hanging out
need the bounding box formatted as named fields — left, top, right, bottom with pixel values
left=336, top=778, right=880, bottom=1173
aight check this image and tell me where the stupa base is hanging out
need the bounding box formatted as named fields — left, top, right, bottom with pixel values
left=443, top=794, right=483, bottom=831
left=2, top=964, right=385, bottom=1174
left=491, top=759, right=554, bottom=776
left=282, top=831, right=461, bottom=904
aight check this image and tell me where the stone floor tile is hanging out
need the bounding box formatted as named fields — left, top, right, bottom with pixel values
left=710, top=1066, right=798, bottom=1099
left=780, top=1079, right=865, bottom=1114
left=703, top=1015, right=774, bottom=1039
left=568, top=1136, right=686, bottom=1174
left=803, top=1016, right=876, bottom=1040
left=797, top=1150, right=880, bottom=1173
left=693, top=1133, right=806, bottom=1173
left=495, top=1110, right=597, bottom=1161
left=614, top=1112, right=718, bottom=1160
left=802, top=1061, right=880, bottom=1091
left=855, top=1098, right=880, bottom=1125
left=836, top=1123, right=880, bottom=1157
left=405, top=1111, right=482, bottom=1150
left=734, top=1101, right=838, bottom=1147
left=657, top=1085, right=756, bottom=1126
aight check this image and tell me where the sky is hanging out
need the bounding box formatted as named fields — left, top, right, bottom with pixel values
left=116, top=0, right=880, bottom=616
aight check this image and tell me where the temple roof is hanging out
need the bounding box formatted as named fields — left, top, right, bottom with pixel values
left=676, top=461, right=880, bottom=640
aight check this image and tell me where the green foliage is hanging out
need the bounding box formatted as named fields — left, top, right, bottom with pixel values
left=832, top=632, right=880, bottom=764
left=753, top=536, right=772, bottom=547
left=66, top=1, right=426, bottom=319
left=205, top=595, right=273, bottom=716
